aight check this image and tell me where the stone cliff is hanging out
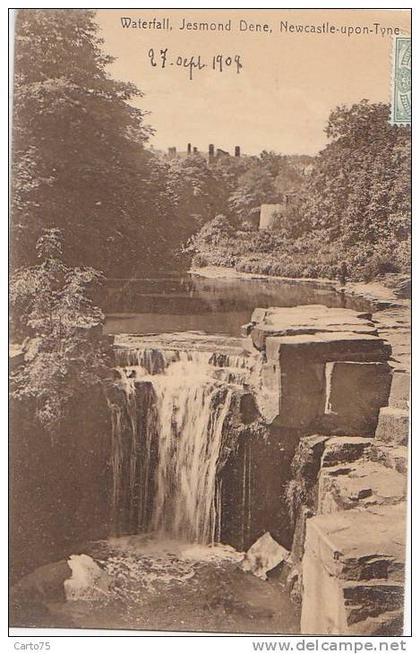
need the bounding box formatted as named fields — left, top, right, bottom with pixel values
left=246, top=302, right=408, bottom=636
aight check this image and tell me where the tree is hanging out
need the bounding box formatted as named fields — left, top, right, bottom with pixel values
left=166, top=154, right=228, bottom=236
left=10, top=228, right=109, bottom=435
left=229, top=164, right=278, bottom=225
left=302, top=100, right=411, bottom=245
left=228, top=153, right=305, bottom=226
left=11, top=9, right=171, bottom=276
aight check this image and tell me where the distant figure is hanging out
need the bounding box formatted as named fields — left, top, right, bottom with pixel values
left=339, top=261, right=348, bottom=286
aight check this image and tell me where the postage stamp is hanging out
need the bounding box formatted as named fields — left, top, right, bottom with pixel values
left=392, top=36, right=411, bottom=124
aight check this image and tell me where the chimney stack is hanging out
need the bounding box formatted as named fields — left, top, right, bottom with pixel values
left=209, top=144, right=215, bottom=160
left=187, top=143, right=192, bottom=154
left=193, top=146, right=198, bottom=154
left=235, top=145, right=241, bottom=157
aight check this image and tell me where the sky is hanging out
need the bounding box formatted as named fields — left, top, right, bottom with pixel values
left=97, top=8, right=410, bottom=156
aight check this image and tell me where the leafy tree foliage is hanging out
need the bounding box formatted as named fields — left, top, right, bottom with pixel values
left=229, top=165, right=279, bottom=224
left=303, top=100, right=411, bottom=246
left=10, top=229, right=110, bottom=435
left=166, top=155, right=229, bottom=236
left=184, top=213, right=235, bottom=262
left=167, top=150, right=307, bottom=236
left=11, top=9, right=173, bottom=275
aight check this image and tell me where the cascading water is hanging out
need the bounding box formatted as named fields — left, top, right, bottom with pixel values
left=108, top=337, right=260, bottom=545
left=151, top=362, right=233, bottom=543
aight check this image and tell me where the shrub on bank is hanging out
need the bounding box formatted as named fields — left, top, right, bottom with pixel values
left=190, top=228, right=410, bottom=284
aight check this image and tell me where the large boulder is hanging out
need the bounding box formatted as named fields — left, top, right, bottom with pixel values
left=241, top=532, right=289, bottom=581
left=249, top=305, right=377, bottom=351
left=247, top=305, right=393, bottom=429
left=264, top=333, right=391, bottom=429
left=12, top=560, right=72, bottom=602
left=266, top=332, right=391, bottom=364
left=11, top=559, right=72, bottom=627
left=64, top=554, right=112, bottom=601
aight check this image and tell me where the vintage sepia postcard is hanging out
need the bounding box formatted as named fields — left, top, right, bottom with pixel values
left=9, top=8, right=411, bottom=638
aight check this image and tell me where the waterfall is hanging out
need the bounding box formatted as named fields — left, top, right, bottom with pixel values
left=108, top=341, right=258, bottom=544
left=151, top=366, right=233, bottom=543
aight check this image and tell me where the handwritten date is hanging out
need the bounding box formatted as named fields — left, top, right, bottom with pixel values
left=148, top=48, right=243, bottom=80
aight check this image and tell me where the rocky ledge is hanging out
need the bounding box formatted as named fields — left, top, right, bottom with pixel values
left=245, top=303, right=408, bottom=636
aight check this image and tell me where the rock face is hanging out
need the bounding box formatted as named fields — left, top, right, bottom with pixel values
left=321, top=436, right=373, bottom=468
left=11, top=559, right=72, bottom=627
left=248, top=306, right=391, bottom=431
left=324, top=362, right=392, bottom=434
left=301, top=505, right=406, bottom=635
left=10, top=383, right=113, bottom=585
left=318, top=461, right=406, bottom=513
left=253, top=302, right=409, bottom=636
left=249, top=306, right=377, bottom=351
left=292, top=428, right=407, bottom=635
left=12, top=560, right=72, bottom=602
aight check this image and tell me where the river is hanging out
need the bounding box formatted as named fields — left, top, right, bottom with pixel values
left=101, top=272, right=369, bottom=336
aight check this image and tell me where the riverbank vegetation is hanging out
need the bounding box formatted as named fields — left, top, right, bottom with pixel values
left=188, top=101, right=411, bottom=284
left=10, top=229, right=113, bottom=580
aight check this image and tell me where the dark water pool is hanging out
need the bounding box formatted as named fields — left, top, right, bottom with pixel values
left=102, top=273, right=371, bottom=336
